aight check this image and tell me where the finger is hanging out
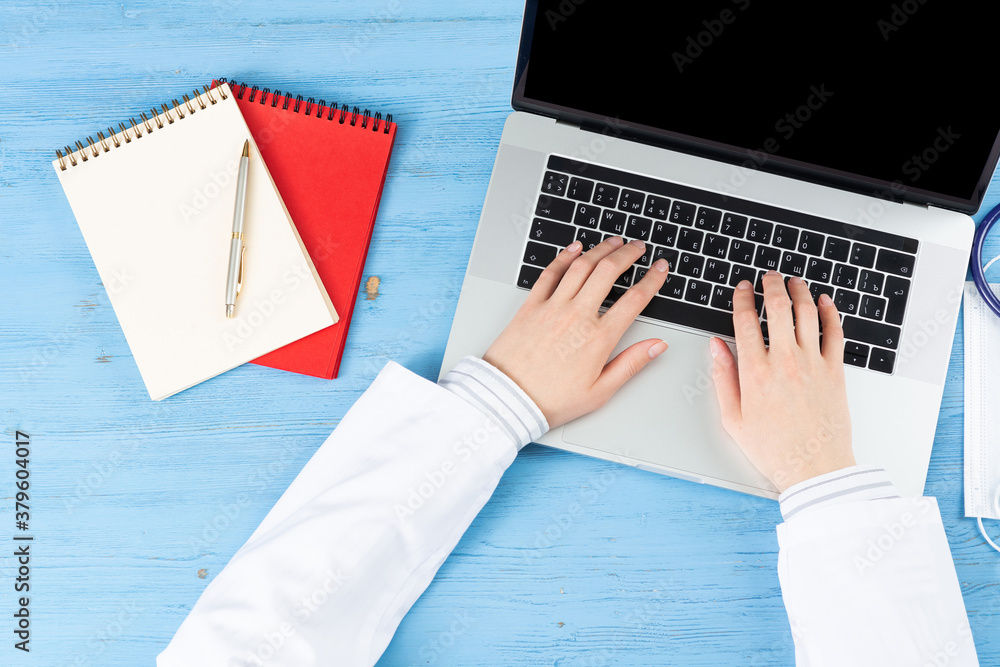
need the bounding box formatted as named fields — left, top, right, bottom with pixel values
left=593, top=337, right=669, bottom=402
left=817, top=292, right=845, bottom=366
left=787, top=277, right=820, bottom=351
left=526, top=240, right=583, bottom=303
left=732, top=279, right=766, bottom=364
left=602, top=257, right=670, bottom=332
left=576, top=239, right=647, bottom=308
left=552, top=236, right=625, bottom=300
left=710, top=337, right=742, bottom=434
left=761, top=271, right=795, bottom=350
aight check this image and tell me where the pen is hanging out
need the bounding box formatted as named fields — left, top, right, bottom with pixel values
left=225, top=140, right=250, bottom=318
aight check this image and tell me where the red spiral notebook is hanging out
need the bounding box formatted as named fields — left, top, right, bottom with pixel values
left=213, top=78, right=396, bottom=379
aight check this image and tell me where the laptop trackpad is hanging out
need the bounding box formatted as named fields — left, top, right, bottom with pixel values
left=561, top=321, right=774, bottom=494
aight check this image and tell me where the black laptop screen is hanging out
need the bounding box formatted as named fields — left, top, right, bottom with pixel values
left=513, top=1, right=1000, bottom=212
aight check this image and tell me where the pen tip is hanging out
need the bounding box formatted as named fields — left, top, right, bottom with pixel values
left=241, top=140, right=249, bottom=158
left=226, top=304, right=235, bottom=318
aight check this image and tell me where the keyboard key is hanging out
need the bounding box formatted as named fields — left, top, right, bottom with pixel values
left=670, top=201, right=696, bottom=226
left=652, top=246, right=679, bottom=272
left=860, top=294, right=887, bottom=320
left=695, top=207, right=722, bottom=232
left=651, top=221, right=679, bottom=247
left=832, top=263, right=859, bottom=289
left=779, top=251, right=807, bottom=277
left=599, top=210, right=627, bottom=235
left=843, top=316, right=901, bottom=349
left=567, top=177, right=594, bottom=202
left=754, top=293, right=764, bottom=316
left=541, top=171, right=568, bottom=196
left=824, top=237, right=851, bottom=262
left=753, top=245, right=780, bottom=271
left=876, top=248, right=916, bottom=277
left=844, top=341, right=869, bottom=367
left=574, top=203, right=601, bottom=228
left=517, top=264, right=543, bottom=289
left=535, top=196, right=575, bottom=223
left=677, top=228, right=703, bottom=253
left=531, top=218, right=576, bottom=246
left=868, top=347, right=896, bottom=374
left=602, top=285, right=628, bottom=307
left=645, top=196, right=671, bottom=220
left=805, top=258, right=833, bottom=283
left=754, top=270, right=766, bottom=294
left=618, top=189, right=645, bottom=213
left=809, top=282, right=835, bottom=302
left=858, top=269, right=885, bottom=295
left=850, top=242, right=877, bottom=268
left=685, top=278, right=712, bottom=305
left=728, top=240, right=755, bottom=265
left=798, top=231, right=825, bottom=256
left=773, top=225, right=798, bottom=250
left=640, top=294, right=736, bottom=338
left=834, top=289, right=859, bottom=315
left=576, top=227, right=601, bottom=251
left=746, top=219, right=773, bottom=244
left=615, top=266, right=636, bottom=287
left=884, top=275, right=910, bottom=325
left=711, top=285, right=735, bottom=311
left=593, top=183, right=620, bottom=208
left=704, top=233, right=728, bottom=259
left=720, top=213, right=748, bottom=238
left=677, top=252, right=705, bottom=278
left=523, top=241, right=558, bottom=267
left=729, top=264, right=756, bottom=288
left=626, top=215, right=653, bottom=241
left=760, top=320, right=770, bottom=347
left=659, top=273, right=687, bottom=299
left=704, top=259, right=731, bottom=284
left=636, top=245, right=652, bottom=267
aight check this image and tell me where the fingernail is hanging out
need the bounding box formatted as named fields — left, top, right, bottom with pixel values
left=709, top=337, right=720, bottom=358
left=819, top=293, right=833, bottom=306
left=653, top=258, right=668, bottom=272
left=736, top=280, right=752, bottom=290
left=648, top=340, right=669, bottom=359
left=566, top=240, right=582, bottom=253
left=606, top=236, right=624, bottom=247
left=789, top=276, right=803, bottom=284
left=629, top=239, right=645, bottom=249
left=766, top=270, right=779, bottom=276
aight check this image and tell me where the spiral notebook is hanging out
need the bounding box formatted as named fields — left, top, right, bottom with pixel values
left=52, top=84, right=338, bottom=400
left=215, top=78, right=396, bottom=379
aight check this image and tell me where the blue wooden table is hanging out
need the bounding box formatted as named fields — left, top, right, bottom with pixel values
left=2, top=1, right=999, bottom=665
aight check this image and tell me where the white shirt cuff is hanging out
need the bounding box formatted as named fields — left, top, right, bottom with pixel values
left=778, top=465, right=901, bottom=521
left=438, top=356, right=549, bottom=450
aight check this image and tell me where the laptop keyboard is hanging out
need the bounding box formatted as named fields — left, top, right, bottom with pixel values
left=517, top=155, right=920, bottom=375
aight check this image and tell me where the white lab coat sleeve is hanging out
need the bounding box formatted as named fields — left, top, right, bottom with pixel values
left=776, top=465, right=979, bottom=666
left=156, top=356, right=547, bottom=667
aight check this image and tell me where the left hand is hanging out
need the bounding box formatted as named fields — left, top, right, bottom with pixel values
left=483, top=236, right=670, bottom=428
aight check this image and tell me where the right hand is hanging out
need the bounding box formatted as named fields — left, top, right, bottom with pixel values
left=709, top=271, right=855, bottom=493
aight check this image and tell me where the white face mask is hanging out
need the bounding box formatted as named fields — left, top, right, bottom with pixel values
left=964, top=281, right=1000, bottom=552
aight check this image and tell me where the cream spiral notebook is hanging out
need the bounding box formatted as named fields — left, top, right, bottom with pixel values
left=53, top=83, right=338, bottom=400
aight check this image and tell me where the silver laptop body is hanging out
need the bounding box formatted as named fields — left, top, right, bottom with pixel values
left=441, top=3, right=994, bottom=498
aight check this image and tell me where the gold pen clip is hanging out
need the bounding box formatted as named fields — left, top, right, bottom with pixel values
left=236, top=245, right=246, bottom=297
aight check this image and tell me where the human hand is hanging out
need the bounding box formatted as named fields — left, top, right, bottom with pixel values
left=483, top=237, right=670, bottom=428
left=710, top=271, right=855, bottom=493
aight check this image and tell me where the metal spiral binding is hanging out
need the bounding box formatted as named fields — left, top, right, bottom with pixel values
left=218, top=77, right=394, bottom=135
left=55, top=84, right=227, bottom=171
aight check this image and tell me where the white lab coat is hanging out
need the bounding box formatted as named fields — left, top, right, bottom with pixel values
left=157, top=357, right=979, bottom=666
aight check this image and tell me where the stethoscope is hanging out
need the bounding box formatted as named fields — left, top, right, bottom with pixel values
left=971, top=201, right=1000, bottom=318
left=970, top=202, right=1000, bottom=553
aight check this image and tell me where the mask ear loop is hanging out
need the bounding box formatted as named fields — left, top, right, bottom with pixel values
left=978, top=485, right=1000, bottom=554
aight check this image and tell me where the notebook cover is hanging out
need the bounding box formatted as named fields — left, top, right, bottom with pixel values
left=218, top=80, right=396, bottom=379
left=52, top=84, right=338, bottom=400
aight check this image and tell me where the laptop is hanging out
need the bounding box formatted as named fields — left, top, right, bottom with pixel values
left=440, top=1, right=1000, bottom=498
